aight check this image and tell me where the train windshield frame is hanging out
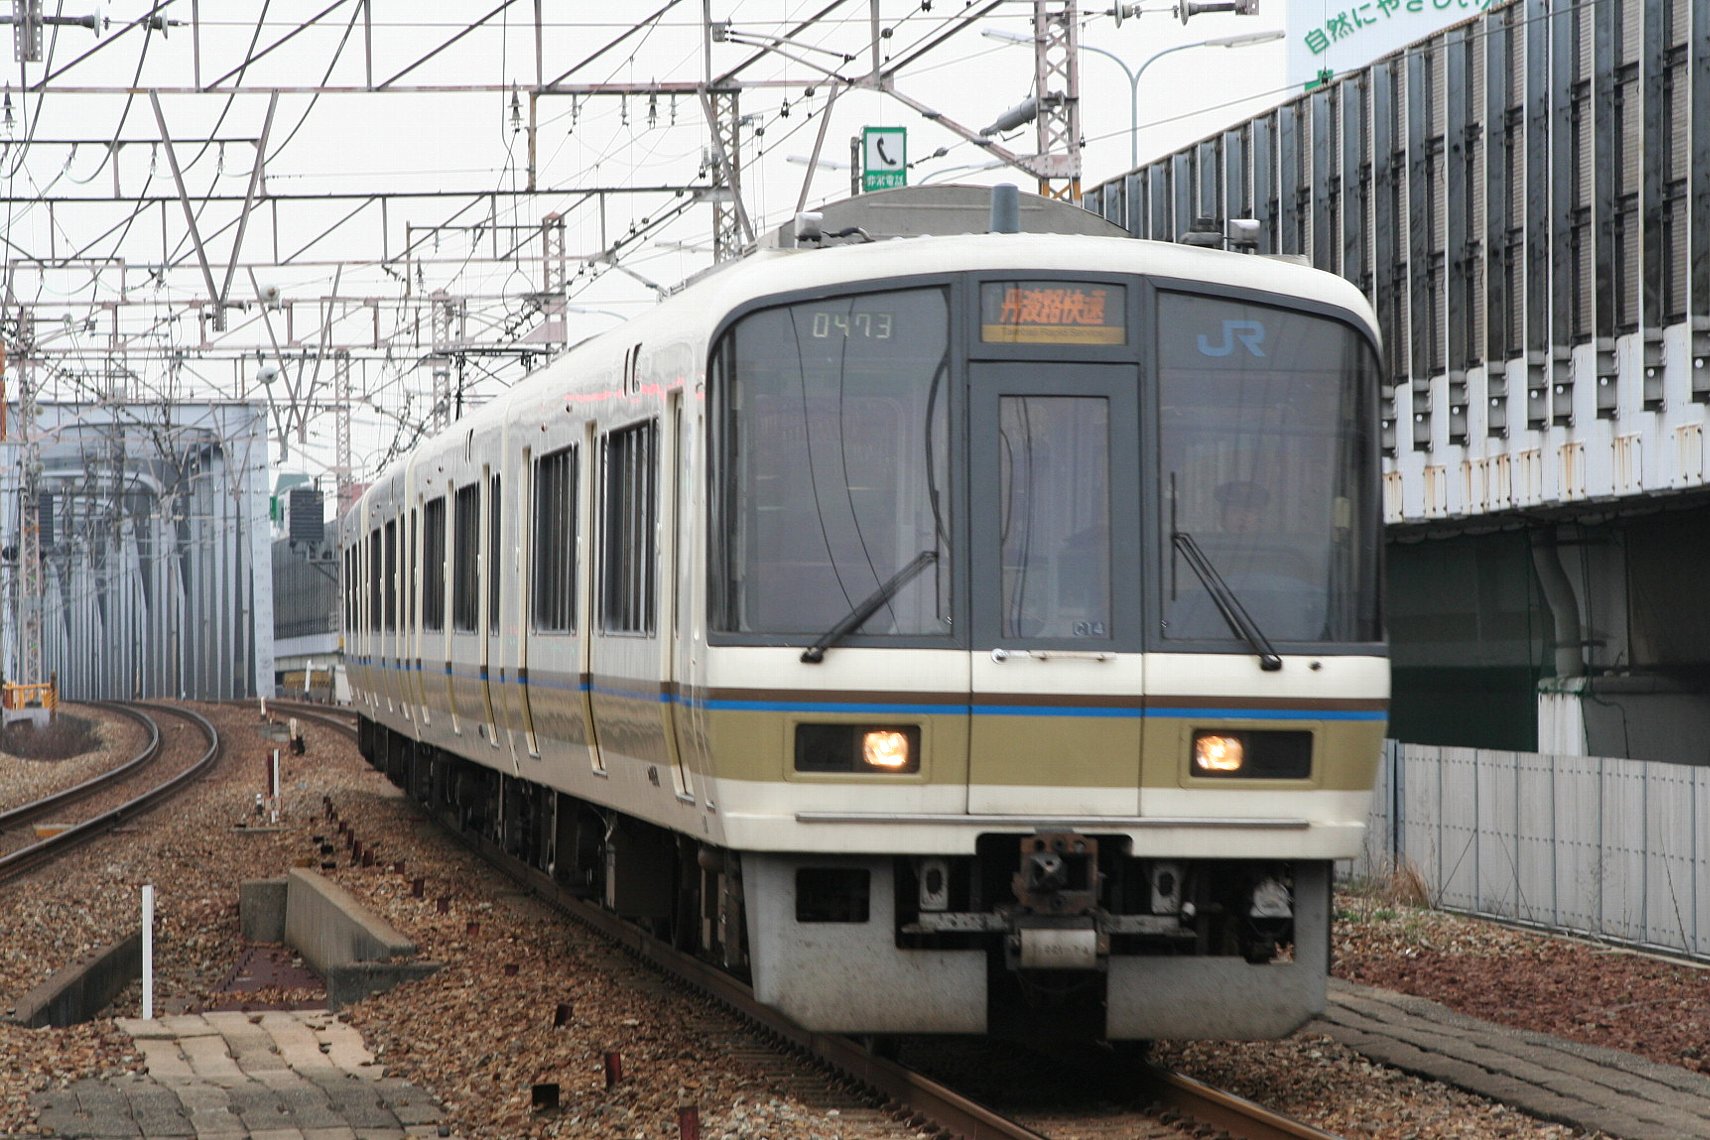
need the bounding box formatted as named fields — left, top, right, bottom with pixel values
left=707, top=272, right=1383, bottom=655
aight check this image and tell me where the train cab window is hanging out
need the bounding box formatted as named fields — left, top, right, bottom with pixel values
left=997, top=396, right=1111, bottom=640
left=709, top=287, right=952, bottom=640
left=532, top=445, right=578, bottom=632
left=600, top=422, right=657, bottom=635
left=452, top=484, right=479, bottom=632
left=423, top=496, right=447, bottom=631
left=1155, top=293, right=1381, bottom=646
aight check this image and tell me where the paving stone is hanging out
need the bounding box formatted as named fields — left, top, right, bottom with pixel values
left=181, top=1032, right=247, bottom=1087
left=312, top=1021, right=379, bottom=1073
left=227, top=1083, right=291, bottom=1128
left=1323, top=982, right=1710, bottom=1140
left=129, top=1099, right=197, bottom=1139
left=134, top=1036, right=197, bottom=1083
left=378, top=1090, right=444, bottom=1127
left=276, top=1084, right=347, bottom=1130
left=217, top=1016, right=294, bottom=1074
left=319, top=1085, right=401, bottom=1130
left=262, top=1012, right=345, bottom=1074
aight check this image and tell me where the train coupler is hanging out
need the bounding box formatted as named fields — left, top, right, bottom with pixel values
left=1011, top=831, right=1101, bottom=915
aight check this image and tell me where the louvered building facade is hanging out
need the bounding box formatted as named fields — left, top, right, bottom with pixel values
left=1085, top=0, right=1710, bottom=760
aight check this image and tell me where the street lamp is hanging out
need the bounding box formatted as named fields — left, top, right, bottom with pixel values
left=982, top=27, right=1283, bottom=173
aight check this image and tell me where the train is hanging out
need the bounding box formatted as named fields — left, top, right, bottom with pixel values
left=343, top=185, right=1387, bottom=1044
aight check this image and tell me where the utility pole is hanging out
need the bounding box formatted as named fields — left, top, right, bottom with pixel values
left=11, top=311, right=45, bottom=690
left=1030, top=0, right=1083, bottom=201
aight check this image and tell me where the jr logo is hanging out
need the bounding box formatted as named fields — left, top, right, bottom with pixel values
left=1196, top=319, right=1267, bottom=358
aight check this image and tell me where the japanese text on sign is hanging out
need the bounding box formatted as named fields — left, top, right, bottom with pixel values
left=1301, top=0, right=1498, bottom=58
left=980, top=282, right=1126, bottom=345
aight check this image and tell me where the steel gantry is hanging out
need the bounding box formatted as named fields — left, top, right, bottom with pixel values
left=2, top=1, right=1095, bottom=698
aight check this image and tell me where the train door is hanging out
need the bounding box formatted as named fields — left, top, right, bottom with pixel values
left=515, top=450, right=540, bottom=756
left=662, top=393, right=695, bottom=798
left=481, top=467, right=503, bottom=751
left=966, top=362, right=1145, bottom=815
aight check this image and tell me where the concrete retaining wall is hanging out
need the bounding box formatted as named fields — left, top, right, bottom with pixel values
left=9, top=931, right=141, bottom=1028
left=238, top=868, right=439, bottom=1009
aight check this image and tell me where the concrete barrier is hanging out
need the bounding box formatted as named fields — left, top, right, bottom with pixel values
left=239, top=868, right=439, bottom=1009
left=9, top=930, right=142, bottom=1028
left=240, top=878, right=289, bottom=942
left=9, top=870, right=437, bottom=1026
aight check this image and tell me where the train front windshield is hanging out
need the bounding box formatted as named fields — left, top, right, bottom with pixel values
left=1155, top=292, right=1382, bottom=647
left=709, top=280, right=1380, bottom=652
left=708, top=286, right=953, bottom=638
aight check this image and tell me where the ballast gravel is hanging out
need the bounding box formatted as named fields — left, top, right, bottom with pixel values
left=0, top=702, right=1662, bottom=1137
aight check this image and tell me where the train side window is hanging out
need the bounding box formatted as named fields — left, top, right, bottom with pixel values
left=452, top=483, right=480, bottom=632
left=367, top=528, right=382, bottom=637
left=531, top=445, right=577, bottom=632
left=600, top=420, right=657, bottom=635
left=383, top=519, right=397, bottom=633
left=423, top=496, right=447, bottom=631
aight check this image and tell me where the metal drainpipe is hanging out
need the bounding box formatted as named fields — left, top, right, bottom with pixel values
left=1529, top=528, right=1585, bottom=679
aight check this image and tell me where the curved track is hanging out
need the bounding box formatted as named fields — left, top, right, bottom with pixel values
left=308, top=700, right=1338, bottom=1140
left=0, top=703, right=221, bottom=885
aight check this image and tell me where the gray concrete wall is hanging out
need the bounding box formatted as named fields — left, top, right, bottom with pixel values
left=10, top=930, right=141, bottom=1028
left=283, top=868, right=415, bottom=975
left=281, top=868, right=436, bottom=1009
left=240, top=878, right=288, bottom=943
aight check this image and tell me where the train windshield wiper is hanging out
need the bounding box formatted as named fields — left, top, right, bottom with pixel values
left=1171, top=530, right=1283, bottom=672
left=800, top=550, right=938, bottom=664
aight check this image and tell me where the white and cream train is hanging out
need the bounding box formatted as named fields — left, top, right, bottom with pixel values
left=343, top=186, right=1387, bottom=1043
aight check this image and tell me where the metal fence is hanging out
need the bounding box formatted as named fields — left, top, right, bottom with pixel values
left=1358, top=742, right=1710, bottom=958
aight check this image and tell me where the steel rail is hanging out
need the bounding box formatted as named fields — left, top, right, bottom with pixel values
left=252, top=701, right=358, bottom=738
left=1132, top=1065, right=1342, bottom=1140
left=0, top=703, right=222, bottom=885
left=389, top=808, right=1038, bottom=1140
left=0, top=701, right=160, bottom=833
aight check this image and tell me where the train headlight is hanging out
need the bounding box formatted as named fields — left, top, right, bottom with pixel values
left=1193, top=732, right=1245, bottom=773
left=861, top=729, right=912, bottom=771
left=1190, top=730, right=1313, bottom=779
left=795, top=724, right=921, bottom=774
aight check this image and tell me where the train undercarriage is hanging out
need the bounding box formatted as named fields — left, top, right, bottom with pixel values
left=360, top=716, right=1330, bottom=1042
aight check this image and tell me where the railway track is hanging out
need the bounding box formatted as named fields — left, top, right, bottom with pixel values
left=297, top=699, right=1339, bottom=1140
left=0, top=702, right=221, bottom=885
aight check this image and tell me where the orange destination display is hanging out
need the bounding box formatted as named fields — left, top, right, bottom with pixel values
left=980, top=281, right=1126, bottom=345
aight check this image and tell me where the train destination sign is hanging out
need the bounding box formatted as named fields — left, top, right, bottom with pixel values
left=980, top=282, right=1126, bottom=345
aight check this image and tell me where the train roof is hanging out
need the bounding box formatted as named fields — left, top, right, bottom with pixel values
left=349, top=188, right=1378, bottom=521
